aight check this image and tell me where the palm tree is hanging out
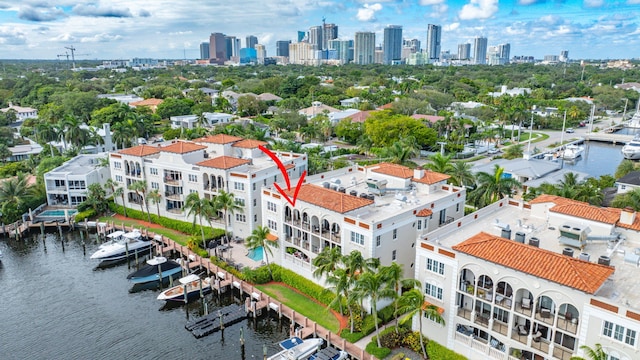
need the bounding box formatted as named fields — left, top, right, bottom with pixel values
left=397, top=288, right=445, bottom=359
left=353, top=270, right=395, bottom=347
left=572, top=344, right=607, bottom=360
left=615, top=159, right=637, bottom=179
left=104, top=178, right=127, bottom=217
left=503, top=144, right=524, bottom=160
left=214, top=189, right=243, bottom=243
left=245, top=225, right=279, bottom=279
left=325, top=268, right=357, bottom=332
left=148, top=189, right=162, bottom=219
left=611, top=187, right=640, bottom=211
left=0, top=172, right=29, bottom=208
left=129, top=180, right=151, bottom=223
left=380, top=262, right=420, bottom=332
left=185, top=192, right=214, bottom=250
left=449, top=161, right=475, bottom=187
left=469, top=165, right=521, bottom=208
left=312, top=246, right=343, bottom=280
left=425, top=153, right=454, bottom=174
left=195, top=112, right=209, bottom=129
left=380, top=138, right=419, bottom=165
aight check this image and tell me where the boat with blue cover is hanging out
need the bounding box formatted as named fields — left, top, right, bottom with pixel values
left=267, top=337, right=324, bottom=360
left=127, top=256, right=183, bottom=284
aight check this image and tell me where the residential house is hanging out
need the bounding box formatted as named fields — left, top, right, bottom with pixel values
left=299, top=101, right=340, bottom=119
left=44, top=153, right=110, bottom=207
left=129, top=98, right=163, bottom=113
left=1, top=102, right=38, bottom=123
left=616, top=171, right=640, bottom=194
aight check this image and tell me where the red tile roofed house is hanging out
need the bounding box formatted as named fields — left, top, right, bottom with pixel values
left=377, top=102, right=394, bottom=110
left=160, top=141, right=207, bottom=154
left=129, top=98, right=163, bottom=113
left=117, top=144, right=162, bottom=157
left=347, top=110, right=372, bottom=123
left=196, top=156, right=250, bottom=170
left=193, top=134, right=243, bottom=144
left=284, top=184, right=373, bottom=214
left=411, top=114, right=445, bottom=124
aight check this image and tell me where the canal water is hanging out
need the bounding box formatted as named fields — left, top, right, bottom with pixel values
left=562, top=141, right=625, bottom=178
left=0, top=231, right=289, bottom=360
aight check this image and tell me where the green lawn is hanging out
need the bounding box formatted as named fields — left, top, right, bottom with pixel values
left=97, top=216, right=191, bottom=245
left=256, top=283, right=341, bottom=333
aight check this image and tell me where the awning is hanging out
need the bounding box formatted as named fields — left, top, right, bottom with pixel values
left=422, top=301, right=445, bottom=314
left=266, top=233, right=278, bottom=242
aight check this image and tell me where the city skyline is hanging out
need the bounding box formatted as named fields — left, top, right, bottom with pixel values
left=1, top=1, right=640, bottom=60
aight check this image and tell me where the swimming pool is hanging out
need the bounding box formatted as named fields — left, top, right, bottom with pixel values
left=38, top=209, right=78, bottom=217
left=248, top=246, right=263, bottom=262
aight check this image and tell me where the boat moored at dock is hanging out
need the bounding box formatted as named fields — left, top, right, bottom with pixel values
left=89, top=230, right=152, bottom=261
left=157, top=274, right=212, bottom=303
left=267, top=337, right=324, bottom=360
left=622, top=136, right=640, bottom=160
left=127, top=256, right=182, bottom=284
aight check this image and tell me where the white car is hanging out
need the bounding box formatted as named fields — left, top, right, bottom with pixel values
left=565, top=128, right=575, bottom=133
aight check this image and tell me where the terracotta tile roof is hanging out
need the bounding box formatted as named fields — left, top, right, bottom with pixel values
left=161, top=141, right=207, bottom=154
left=414, top=170, right=450, bottom=185
left=378, top=102, right=394, bottom=110
left=607, top=207, right=640, bottom=231
left=371, top=163, right=413, bottom=178
left=416, top=208, right=433, bottom=217
left=286, top=184, right=373, bottom=213
left=232, top=139, right=268, bottom=149
left=197, top=156, right=250, bottom=169
left=452, top=232, right=614, bottom=294
left=193, top=134, right=243, bottom=144
left=347, top=111, right=371, bottom=123
left=411, top=114, right=445, bottom=123
left=118, top=145, right=161, bottom=157
left=266, top=233, right=278, bottom=242
left=529, top=194, right=619, bottom=225
left=130, top=98, right=163, bottom=107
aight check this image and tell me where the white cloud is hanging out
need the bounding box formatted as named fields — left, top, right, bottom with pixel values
left=584, top=0, right=604, bottom=7
left=419, top=0, right=445, bottom=5
left=356, top=3, right=383, bottom=22
left=80, top=33, right=123, bottom=43
left=458, top=0, right=498, bottom=20
left=518, top=0, right=543, bottom=5
left=0, top=27, right=27, bottom=45
left=443, top=22, right=459, bottom=31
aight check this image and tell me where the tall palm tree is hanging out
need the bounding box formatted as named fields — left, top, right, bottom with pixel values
left=469, top=165, right=521, bottom=208
left=185, top=192, right=214, bottom=250
left=397, top=288, right=445, bottom=359
left=353, top=270, right=395, bottom=348
left=503, top=144, right=524, bottom=160
left=573, top=344, right=607, bottom=360
left=129, top=180, right=151, bottom=223
left=0, top=172, right=29, bottom=208
left=104, top=178, right=127, bottom=217
left=148, top=189, right=162, bottom=219
left=615, top=159, right=637, bottom=179
left=426, top=153, right=454, bottom=174
left=245, top=225, right=279, bottom=279
left=195, top=112, right=209, bottom=129
left=449, top=161, right=475, bottom=187
left=325, top=268, right=357, bottom=332
left=380, top=262, right=420, bottom=332
left=214, top=189, right=243, bottom=243
left=611, top=187, right=640, bottom=211
left=312, top=246, right=343, bottom=280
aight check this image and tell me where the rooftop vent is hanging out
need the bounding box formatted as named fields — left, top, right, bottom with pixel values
left=338, top=187, right=346, bottom=193
left=598, top=255, right=611, bottom=266
left=366, top=194, right=375, bottom=201
left=579, top=253, right=591, bottom=262
left=529, top=237, right=540, bottom=247
left=359, top=193, right=369, bottom=199
left=501, top=228, right=512, bottom=240
left=562, top=248, right=574, bottom=257
left=349, top=190, right=358, bottom=197
left=515, top=231, right=526, bottom=244
left=322, top=182, right=330, bottom=189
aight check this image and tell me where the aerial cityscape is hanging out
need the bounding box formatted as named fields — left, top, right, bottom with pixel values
left=3, top=2, right=640, bottom=360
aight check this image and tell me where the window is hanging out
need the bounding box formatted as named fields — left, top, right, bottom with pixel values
left=274, top=175, right=277, bottom=182
left=253, top=199, right=257, bottom=207
left=253, top=183, right=256, bottom=191
left=426, top=258, right=445, bottom=275
left=151, top=182, right=159, bottom=190
left=267, top=220, right=277, bottom=231
left=267, top=201, right=277, bottom=212
left=115, top=175, right=123, bottom=182
left=603, top=321, right=637, bottom=347
left=235, top=198, right=245, bottom=206
left=392, top=250, right=396, bottom=261
left=350, top=231, right=364, bottom=246
left=417, top=220, right=422, bottom=230
left=234, top=182, right=245, bottom=191
left=254, top=214, right=257, bottom=222
left=150, top=168, right=158, bottom=175
left=236, top=214, right=246, bottom=222
left=189, top=189, right=197, bottom=194
left=393, top=229, right=397, bottom=240
left=188, top=174, right=197, bottom=182
left=425, top=283, right=443, bottom=300
left=456, top=203, right=460, bottom=212
left=376, top=235, right=381, bottom=247
left=114, top=161, right=122, bottom=169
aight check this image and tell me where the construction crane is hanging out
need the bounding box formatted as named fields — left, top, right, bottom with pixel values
left=64, top=45, right=78, bottom=69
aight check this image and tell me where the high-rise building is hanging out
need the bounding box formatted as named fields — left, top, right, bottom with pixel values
left=255, top=44, right=266, bottom=64
left=199, top=42, right=210, bottom=60
left=328, top=39, right=353, bottom=64
left=289, top=42, right=317, bottom=65
left=276, top=40, right=291, bottom=57
left=308, top=26, right=323, bottom=50
left=403, top=38, right=421, bottom=53
left=458, top=43, right=471, bottom=60
left=426, top=24, right=441, bottom=62
left=498, top=43, right=510, bottom=64
left=375, top=46, right=384, bottom=64
left=209, top=33, right=227, bottom=64
left=225, top=36, right=240, bottom=59
left=297, top=31, right=307, bottom=43
left=246, top=35, right=258, bottom=49
left=383, top=25, right=403, bottom=65
left=354, top=32, right=375, bottom=65
left=560, top=50, right=569, bottom=62
left=322, top=23, right=338, bottom=50
left=239, top=48, right=257, bottom=64
left=473, top=36, right=488, bottom=65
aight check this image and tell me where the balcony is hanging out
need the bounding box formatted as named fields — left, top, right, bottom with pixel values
left=474, top=313, right=489, bottom=328
left=457, top=307, right=472, bottom=321
left=284, top=253, right=311, bottom=270
left=495, top=295, right=513, bottom=310
left=535, top=309, right=554, bottom=325
left=510, top=328, right=528, bottom=345
left=552, top=344, right=575, bottom=360
left=165, top=178, right=182, bottom=186
left=165, top=192, right=183, bottom=200
left=531, top=338, right=550, bottom=354
left=492, top=320, right=509, bottom=336
left=556, top=314, right=578, bottom=334
left=166, top=208, right=182, bottom=214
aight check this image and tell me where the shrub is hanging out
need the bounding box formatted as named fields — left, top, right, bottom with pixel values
left=340, top=331, right=365, bottom=343
left=278, top=266, right=335, bottom=305
left=403, top=331, right=425, bottom=354
left=378, top=326, right=409, bottom=349
left=74, top=209, right=96, bottom=222
left=365, top=341, right=391, bottom=359
left=391, top=353, right=405, bottom=360
left=361, top=314, right=380, bottom=335
left=242, top=265, right=274, bottom=284
left=426, top=340, right=467, bottom=360
left=377, top=304, right=396, bottom=323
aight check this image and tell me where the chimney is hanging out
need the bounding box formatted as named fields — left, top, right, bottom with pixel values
left=414, top=166, right=425, bottom=179
left=620, top=206, right=636, bottom=226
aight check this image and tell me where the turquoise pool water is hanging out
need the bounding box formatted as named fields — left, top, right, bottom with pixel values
left=248, top=246, right=263, bottom=262
left=38, top=209, right=78, bottom=217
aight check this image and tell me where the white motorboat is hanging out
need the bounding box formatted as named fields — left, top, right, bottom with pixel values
left=562, top=144, right=585, bottom=160
left=622, top=136, right=640, bottom=160
left=157, top=274, right=212, bottom=303
left=267, top=337, right=324, bottom=360
left=90, top=229, right=153, bottom=261
left=308, top=347, right=349, bottom=360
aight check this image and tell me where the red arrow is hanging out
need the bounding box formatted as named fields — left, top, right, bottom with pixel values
left=259, top=145, right=306, bottom=207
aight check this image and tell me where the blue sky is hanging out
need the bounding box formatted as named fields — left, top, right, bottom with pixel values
left=0, top=0, right=639, bottom=60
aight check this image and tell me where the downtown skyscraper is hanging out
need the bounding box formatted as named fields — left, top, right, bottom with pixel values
left=426, top=24, right=441, bottom=63
left=473, top=36, right=488, bottom=65
left=383, top=25, right=402, bottom=65
left=322, top=23, right=338, bottom=51
left=354, top=32, right=375, bottom=65
left=246, top=35, right=258, bottom=49
left=209, top=32, right=227, bottom=64
left=458, top=43, right=471, bottom=60
left=308, top=26, right=323, bottom=50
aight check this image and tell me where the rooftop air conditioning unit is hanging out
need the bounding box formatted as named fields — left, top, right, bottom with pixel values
left=598, top=255, right=611, bottom=266
left=579, top=253, right=590, bottom=262
left=562, top=248, right=574, bottom=257
left=515, top=231, right=526, bottom=244
left=349, top=190, right=358, bottom=197
left=529, top=237, right=540, bottom=247
left=501, top=228, right=511, bottom=240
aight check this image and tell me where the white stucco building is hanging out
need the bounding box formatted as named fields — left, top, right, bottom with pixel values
left=44, top=153, right=111, bottom=207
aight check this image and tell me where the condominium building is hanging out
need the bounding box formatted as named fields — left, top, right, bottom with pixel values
left=308, top=26, right=323, bottom=50
left=108, top=135, right=307, bottom=239
left=426, top=24, right=441, bottom=63
left=322, top=23, right=338, bottom=51
left=289, top=42, right=319, bottom=66
left=458, top=43, right=471, bottom=61
left=354, top=32, right=375, bottom=65
left=328, top=39, right=353, bottom=64
left=199, top=42, right=210, bottom=60
left=416, top=195, right=640, bottom=360
left=209, top=33, right=227, bottom=64
left=45, top=153, right=110, bottom=207
left=383, top=25, right=403, bottom=65
left=276, top=40, right=291, bottom=57
left=246, top=35, right=258, bottom=49
left=262, top=163, right=466, bottom=282
left=226, top=36, right=241, bottom=59
left=473, top=36, right=488, bottom=65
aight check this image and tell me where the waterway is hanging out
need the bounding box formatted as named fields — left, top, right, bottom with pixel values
left=561, top=141, right=625, bottom=178
left=0, top=231, right=289, bottom=360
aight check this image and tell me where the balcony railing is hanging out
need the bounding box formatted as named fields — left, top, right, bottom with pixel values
left=165, top=178, right=182, bottom=186
left=457, top=307, right=472, bottom=321
left=166, top=208, right=182, bottom=214
left=535, top=309, right=555, bottom=325
left=284, top=253, right=312, bottom=270
left=165, top=192, right=183, bottom=200
left=531, top=338, right=550, bottom=353
left=556, top=315, right=579, bottom=334
left=492, top=320, right=509, bottom=336
left=552, top=344, right=575, bottom=360
left=474, top=313, right=490, bottom=328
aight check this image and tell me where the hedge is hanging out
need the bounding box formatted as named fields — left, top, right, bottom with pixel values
left=365, top=342, right=391, bottom=359
left=426, top=340, right=467, bottom=360
left=75, top=209, right=96, bottom=222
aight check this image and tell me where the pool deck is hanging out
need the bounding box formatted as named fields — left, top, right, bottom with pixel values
left=208, top=241, right=265, bottom=270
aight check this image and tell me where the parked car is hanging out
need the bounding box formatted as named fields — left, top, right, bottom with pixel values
left=565, top=128, right=575, bottom=133
left=578, top=121, right=586, bottom=127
